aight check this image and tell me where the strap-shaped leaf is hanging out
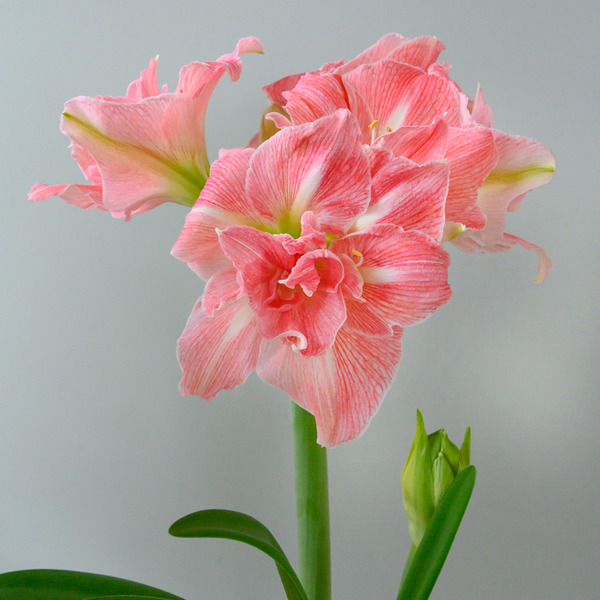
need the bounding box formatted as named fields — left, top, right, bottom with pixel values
left=397, top=465, right=477, bottom=600
left=169, top=509, right=308, bottom=600
left=0, top=569, right=185, bottom=600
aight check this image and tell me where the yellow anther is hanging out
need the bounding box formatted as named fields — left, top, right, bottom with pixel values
left=352, top=249, right=362, bottom=257
left=368, top=120, right=379, bottom=130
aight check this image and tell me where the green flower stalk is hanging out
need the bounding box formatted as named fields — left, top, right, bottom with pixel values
left=401, top=410, right=471, bottom=546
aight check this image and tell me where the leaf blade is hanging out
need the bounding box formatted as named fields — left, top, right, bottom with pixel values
left=397, top=465, right=477, bottom=600
left=0, top=570, right=185, bottom=600
left=169, top=509, right=307, bottom=600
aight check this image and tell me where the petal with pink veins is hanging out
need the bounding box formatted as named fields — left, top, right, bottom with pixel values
left=334, top=33, right=444, bottom=75
left=344, top=61, right=462, bottom=140
left=331, top=225, right=452, bottom=328
left=353, top=157, right=449, bottom=242
left=177, top=296, right=262, bottom=399
left=202, top=266, right=243, bottom=316
left=28, top=182, right=106, bottom=212
left=35, top=38, right=262, bottom=219
left=257, top=324, right=403, bottom=447
left=219, top=226, right=346, bottom=356
left=451, top=130, right=555, bottom=281
left=377, top=117, right=448, bottom=164
left=444, top=124, right=498, bottom=229
left=171, top=147, right=265, bottom=280
left=245, top=110, right=371, bottom=236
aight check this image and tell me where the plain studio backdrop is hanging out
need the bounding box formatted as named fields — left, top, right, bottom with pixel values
left=1, top=1, right=598, bottom=599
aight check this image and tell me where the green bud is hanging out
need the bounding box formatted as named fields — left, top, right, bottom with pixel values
left=401, top=410, right=471, bottom=546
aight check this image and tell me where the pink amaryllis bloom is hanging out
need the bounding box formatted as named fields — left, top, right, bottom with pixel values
left=29, top=37, right=263, bottom=220
left=262, top=33, right=555, bottom=281
left=172, top=109, right=452, bottom=447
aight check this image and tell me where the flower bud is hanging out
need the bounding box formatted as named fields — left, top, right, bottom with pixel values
left=401, top=410, right=471, bottom=546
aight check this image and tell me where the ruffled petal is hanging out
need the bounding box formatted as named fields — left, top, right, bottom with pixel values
left=126, top=56, right=162, bottom=100
left=257, top=324, right=403, bottom=447
left=451, top=130, right=555, bottom=281
left=334, top=33, right=444, bottom=75
left=177, top=296, right=261, bottom=399
left=219, top=227, right=346, bottom=355
left=202, top=266, right=243, bottom=316
left=28, top=182, right=105, bottom=212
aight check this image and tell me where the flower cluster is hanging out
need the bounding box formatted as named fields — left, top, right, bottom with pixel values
left=30, top=34, right=555, bottom=446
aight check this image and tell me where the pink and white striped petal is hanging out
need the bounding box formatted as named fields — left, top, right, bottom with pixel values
left=283, top=72, right=349, bottom=125
left=444, top=124, right=498, bottom=229
left=377, top=118, right=448, bottom=164
left=245, top=110, right=371, bottom=236
left=177, top=296, right=262, bottom=399
left=202, top=266, right=243, bottom=317
left=344, top=60, right=461, bottom=139
left=257, top=324, right=403, bottom=447
left=451, top=130, right=555, bottom=281
left=171, top=147, right=266, bottom=280
left=219, top=227, right=346, bottom=356
left=353, top=156, right=449, bottom=242
left=331, top=225, right=452, bottom=327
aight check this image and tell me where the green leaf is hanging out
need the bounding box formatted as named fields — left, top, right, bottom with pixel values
left=169, top=509, right=308, bottom=600
left=397, top=465, right=477, bottom=600
left=0, top=569, right=186, bottom=600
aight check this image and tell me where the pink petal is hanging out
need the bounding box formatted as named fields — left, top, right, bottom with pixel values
left=334, top=33, right=444, bottom=75
left=444, top=124, right=498, bottom=229
left=283, top=72, right=349, bottom=125
left=245, top=110, right=371, bottom=236
left=177, top=295, right=262, bottom=399
left=126, top=56, right=162, bottom=101
left=28, top=182, right=106, bottom=212
left=202, top=266, right=243, bottom=316
left=459, top=130, right=555, bottom=246
left=331, top=225, right=452, bottom=328
left=257, top=324, right=403, bottom=447
left=353, top=157, right=449, bottom=242
left=468, top=85, right=493, bottom=128
left=263, top=73, right=305, bottom=105
left=219, top=226, right=346, bottom=356
left=451, top=130, right=555, bottom=281
left=47, top=39, right=262, bottom=220
left=377, top=117, right=448, bottom=163
left=344, top=60, right=461, bottom=140
left=171, top=147, right=260, bottom=280
left=61, top=92, right=211, bottom=217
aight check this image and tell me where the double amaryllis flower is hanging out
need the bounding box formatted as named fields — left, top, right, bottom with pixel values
left=172, top=109, right=451, bottom=446
left=29, top=34, right=555, bottom=446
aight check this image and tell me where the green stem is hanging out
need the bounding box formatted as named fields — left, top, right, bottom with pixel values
left=291, top=402, right=331, bottom=600
left=398, top=544, right=417, bottom=593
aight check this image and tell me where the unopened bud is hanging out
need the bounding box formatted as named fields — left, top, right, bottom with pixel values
left=401, top=410, right=471, bottom=546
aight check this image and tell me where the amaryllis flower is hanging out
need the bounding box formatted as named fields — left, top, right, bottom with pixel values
left=262, top=33, right=555, bottom=280
left=29, top=37, right=263, bottom=220
left=172, top=110, right=451, bottom=447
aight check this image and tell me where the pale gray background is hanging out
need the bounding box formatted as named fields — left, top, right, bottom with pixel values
left=1, top=1, right=598, bottom=599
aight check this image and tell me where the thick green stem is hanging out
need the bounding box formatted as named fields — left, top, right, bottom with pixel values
left=291, top=402, right=331, bottom=600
